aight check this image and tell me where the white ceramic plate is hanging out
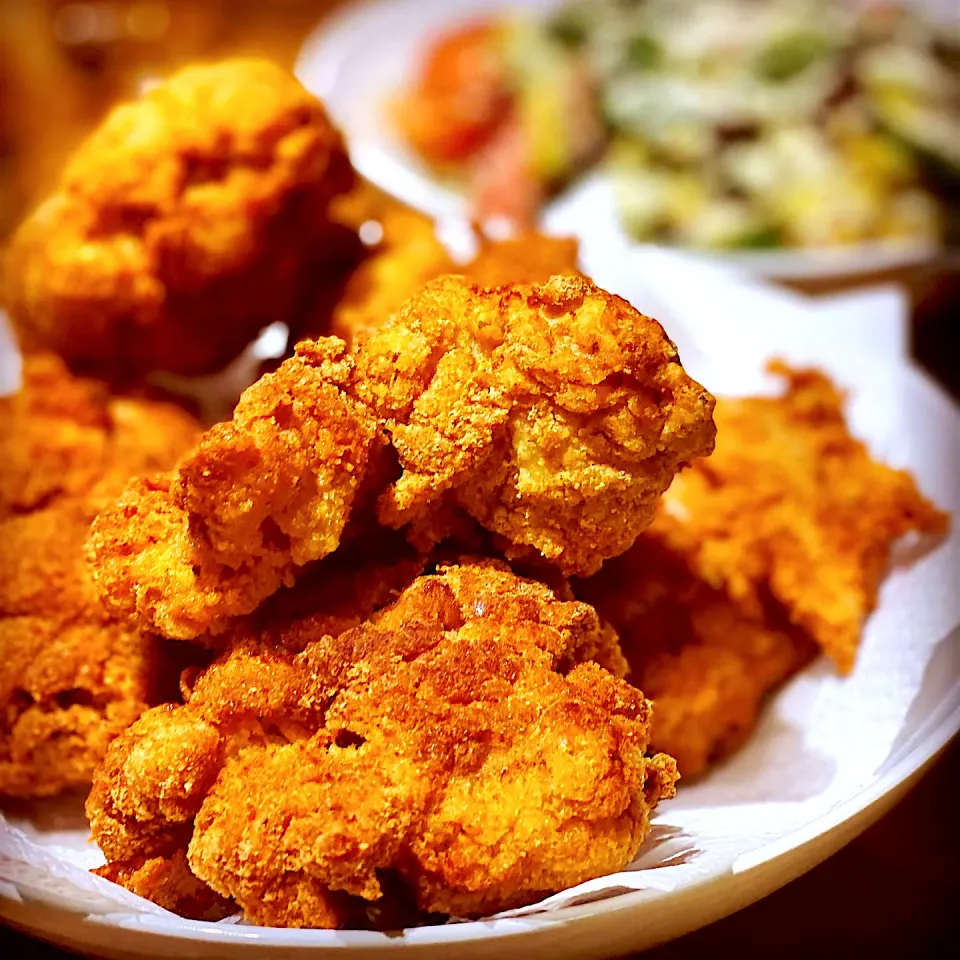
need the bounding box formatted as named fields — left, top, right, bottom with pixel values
left=2, top=257, right=959, bottom=956
left=2, top=621, right=957, bottom=960
left=295, top=0, right=944, bottom=282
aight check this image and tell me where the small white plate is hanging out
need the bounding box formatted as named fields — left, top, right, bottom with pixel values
left=295, top=0, right=943, bottom=282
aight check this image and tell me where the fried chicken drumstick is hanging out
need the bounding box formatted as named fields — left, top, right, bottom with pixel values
left=87, top=560, right=677, bottom=927
left=0, top=355, right=200, bottom=797
left=4, top=58, right=354, bottom=381
left=87, top=274, right=715, bottom=639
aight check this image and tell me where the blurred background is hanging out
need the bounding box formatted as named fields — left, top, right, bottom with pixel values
left=0, top=0, right=955, bottom=390
left=0, top=1, right=349, bottom=239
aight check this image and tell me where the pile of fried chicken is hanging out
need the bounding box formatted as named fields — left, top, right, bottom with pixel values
left=0, top=59, right=948, bottom=930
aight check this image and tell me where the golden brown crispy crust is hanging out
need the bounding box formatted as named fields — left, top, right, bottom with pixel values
left=0, top=354, right=201, bottom=521
left=87, top=341, right=385, bottom=639
left=355, top=275, right=716, bottom=576
left=666, top=363, right=948, bottom=674
left=327, top=202, right=454, bottom=347
left=0, top=616, right=162, bottom=798
left=5, top=58, right=354, bottom=381
left=465, top=232, right=583, bottom=288
left=87, top=275, right=714, bottom=639
left=88, top=561, right=674, bottom=928
left=0, top=354, right=111, bottom=517
left=577, top=514, right=816, bottom=777
left=577, top=363, right=947, bottom=775
left=0, top=495, right=200, bottom=798
left=0, top=354, right=201, bottom=798
left=95, top=851, right=234, bottom=922
left=321, top=193, right=582, bottom=348
left=205, top=532, right=427, bottom=656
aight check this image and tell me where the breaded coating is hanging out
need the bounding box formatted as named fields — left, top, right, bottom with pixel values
left=5, top=58, right=354, bottom=381
left=0, top=609, right=163, bottom=799
left=465, top=232, right=582, bottom=288
left=0, top=353, right=111, bottom=517
left=665, top=364, right=948, bottom=674
left=577, top=364, right=947, bottom=774
left=0, top=354, right=201, bottom=519
left=323, top=192, right=582, bottom=347
left=210, top=534, right=428, bottom=656
left=355, top=275, right=715, bottom=575
left=97, top=851, right=234, bottom=922
left=87, top=275, right=713, bottom=638
left=577, top=513, right=816, bottom=776
left=87, top=340, right=384, bottom=639
left=0, top=355, right=201, bottom=798
left=88, top=561, right=676, bottom=927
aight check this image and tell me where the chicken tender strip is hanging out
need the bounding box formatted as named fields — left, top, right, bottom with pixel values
left=5, top=58, right=354, bottom=381
left=0, top=356, right=201, bottom=797
left=88, top=561, right=674, bottom=928
left=355, top=274, right=715, bottom=575
left=665, top=363, right=948, bottom=674
left=87, top=340, right=384, bottom=639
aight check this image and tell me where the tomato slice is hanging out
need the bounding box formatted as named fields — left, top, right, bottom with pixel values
left=395, top=22, right=511, bottom=165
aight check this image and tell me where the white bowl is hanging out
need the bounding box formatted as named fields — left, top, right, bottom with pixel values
left=295, top=0, right=945, bottom=283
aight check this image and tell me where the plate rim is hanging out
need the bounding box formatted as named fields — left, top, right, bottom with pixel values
left=4, top=632, right=955, bottom=954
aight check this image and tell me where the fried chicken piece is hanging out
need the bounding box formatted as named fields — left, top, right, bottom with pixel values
left=87, top=340, right=385, bottom=639
left=577, top=364, right=947, bottom=774
left=0, top=353, right=110, bottom=517
left=88, top=560, right=675, bottom=928
left=0, top=354, right=201, bottom=798
left=96, top=852, right=234, bottom=922
left=577, top=513, right=816, bottom=776
left=327, top=202, right=454, bottom=347
left=355, top=275, right=715, bottom=575
left=88, top=275, right=714, bottom=638
left=0, top=609, right=165, bottom=799
left=193, top=530, right=428, bottom=657
left=666, top=363, right=948, bottom=674
left=323, top=193, right=581, bottom=347
left=0, top=503, right=198, bottom=798
left=465, top=231, right=582, bottom=288
left=4, top=58, right=354, bottom=381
